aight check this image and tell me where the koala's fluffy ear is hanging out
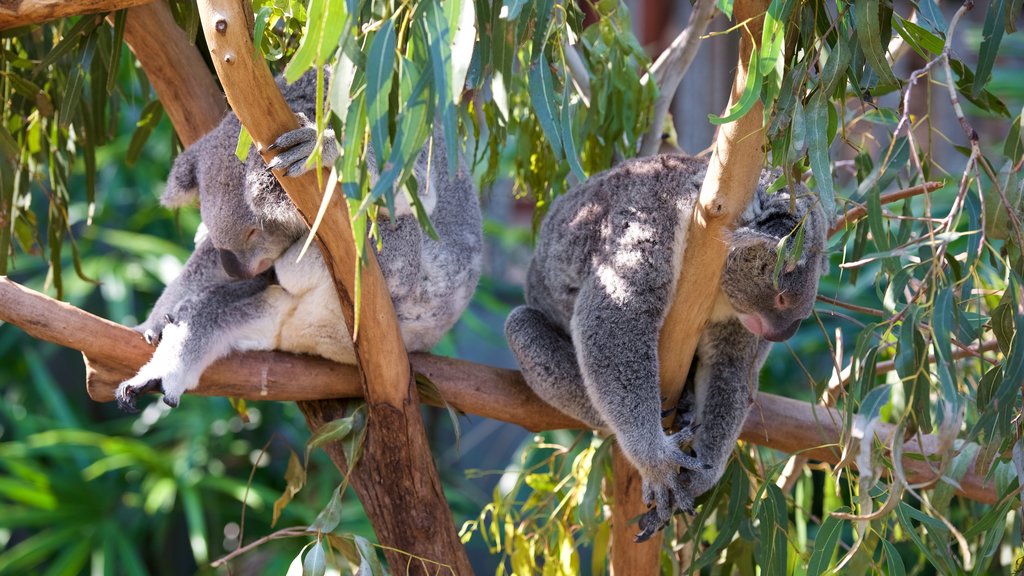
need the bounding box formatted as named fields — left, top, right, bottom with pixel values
left=730, top=227, right=777, bottom=250
left=162, top=144, right=201, bottom=207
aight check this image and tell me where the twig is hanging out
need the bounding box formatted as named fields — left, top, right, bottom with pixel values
left=828, top=182, right=944, bottom=237
left=816, top=294, right=888, bottom=318
left=211, top=527, right=310, bottom=567
left=638, top=0, right=719, bottom=156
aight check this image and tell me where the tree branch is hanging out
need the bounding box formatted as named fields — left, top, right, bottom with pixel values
left=119, top=1, right=227, bottom=147
left=0, top=277, right=998, bottom=504
left=0, top=0, right=154, bottom=30
left=637, top=0, right=718, bottom=157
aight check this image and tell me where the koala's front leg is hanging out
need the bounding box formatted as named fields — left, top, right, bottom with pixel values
left=266, top=114, right=338, bottom=177
left=571, top=279, right=706, bottom=532
left=636, top=318, right=770, bottom=539
left=117, top=275, right=285, bottom=411
left=505, top=305, right=605, bottom=429
left=135, top=238, right=230, bottom=345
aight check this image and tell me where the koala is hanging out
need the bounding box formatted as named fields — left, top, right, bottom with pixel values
left=116, top=71, right=482, bottom=411
left=504, top=154, right=828, bottom=541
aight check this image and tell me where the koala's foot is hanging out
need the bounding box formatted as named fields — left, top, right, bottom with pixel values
left=267, top=115, right=338, bottom=177
left=116, top=323, right=199, bottom=412
left=632, top=426, right=708, bottom=542
left=115, top=378, right=164, bottom=412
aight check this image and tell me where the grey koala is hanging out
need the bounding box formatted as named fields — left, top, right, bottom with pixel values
left=504, top=154, right=828, bottom=541
left=116, top=71, right=482, bottom=411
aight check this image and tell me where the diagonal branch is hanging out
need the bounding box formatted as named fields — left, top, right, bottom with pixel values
left=637, top=0, right=719, bottom=157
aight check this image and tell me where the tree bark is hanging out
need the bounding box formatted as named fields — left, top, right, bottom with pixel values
left=0, top=0, right=153, bottom=30
left=189, top=1, right=471, bottom=572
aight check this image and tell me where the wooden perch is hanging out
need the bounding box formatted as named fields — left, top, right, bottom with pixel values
left=190, top=1, right=470, bottom=572
left=0, top=0, right=154, bottom=30
left=0, top=276, right=998, bottom=505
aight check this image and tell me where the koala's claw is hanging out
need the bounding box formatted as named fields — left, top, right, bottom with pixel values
left=143, top=329, right=160, bottom=346
left=115, top=378, right=164, bottom=412
left=267, top=119, right=338, bottom=177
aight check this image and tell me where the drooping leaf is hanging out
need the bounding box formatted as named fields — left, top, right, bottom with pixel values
left=806, top=507, right=850, bottom=576
left=974, top=0, right=1006, bottom=98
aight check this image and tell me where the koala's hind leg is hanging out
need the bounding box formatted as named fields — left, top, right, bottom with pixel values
left=117, top=276, right=286, bottom=411
left=504, top=306, right=605, bottom=429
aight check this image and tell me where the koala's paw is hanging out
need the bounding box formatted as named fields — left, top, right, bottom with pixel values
left=136, top=313, right=176, bottom=346
left=115, top=377, right=164, bottom=413
left=632, top=427, right=708, bottom=542
left=267, top=115, right=338, bottom=177
left=116, top=323, right=196, bottom=412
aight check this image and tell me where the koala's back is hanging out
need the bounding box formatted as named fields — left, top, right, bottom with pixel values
left=526, top=155, right=707, bottom=332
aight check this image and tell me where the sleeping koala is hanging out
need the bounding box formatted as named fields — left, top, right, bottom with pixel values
left=504, top=154, right=828, bottom=541
left=116, top=71, right=482, bottom=411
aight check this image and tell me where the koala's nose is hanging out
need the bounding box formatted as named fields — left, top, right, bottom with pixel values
left=219, top=249, right=251, bottom=279
left=765, top=318, right=803, bottom=342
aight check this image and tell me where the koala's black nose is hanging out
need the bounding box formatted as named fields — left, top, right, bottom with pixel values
left=218, top=249, right=251, bottom=279
left=765, top=318, right=803, bottom=342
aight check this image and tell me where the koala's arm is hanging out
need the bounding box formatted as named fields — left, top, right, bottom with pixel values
left=117, top=276, right=289, bottom=411
left=135, top=238, right=231, bottom=344
left=684, top=317, right=771, bottom=497
left=571, top=276, right=704, bottom=520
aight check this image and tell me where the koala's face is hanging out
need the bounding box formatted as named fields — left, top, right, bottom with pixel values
left=721, top=240, right=822, bottom=341
left=163, top=116, right=307, bottom=279
left=720, top=192, right=828, bottom=342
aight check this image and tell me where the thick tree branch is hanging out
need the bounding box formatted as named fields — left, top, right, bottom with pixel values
left=120, top=1, right=227, bottom=147
left=0, top=277, right=998, bottom=504
left=0, top=0, right=154, bottom=30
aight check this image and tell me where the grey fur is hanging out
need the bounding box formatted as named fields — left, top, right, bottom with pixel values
left=118, top=71, right=482, bottom=411
left=504, top=154, right=828, bottom=540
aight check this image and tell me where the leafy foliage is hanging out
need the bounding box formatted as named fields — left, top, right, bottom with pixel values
left=4, top=0, right=1024, bottom=573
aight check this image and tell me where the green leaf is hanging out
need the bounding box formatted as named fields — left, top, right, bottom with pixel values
left=710, top=43, right=762, bottom=124
left=449, top=0, right=476, bottom=103
left=1007, top=0, right=1024, bottom=33
left=974, top=0, right=1006, bottom=98
left=366, top=19, right=397, bottom=168
left=854, top=0, right=898, bottom=88
left=1004, top=112, right=1023, bottom=165
left=234, top=124, right=253, bottom=163
left=126, top=100, right=164, bottom=166
left=305, top=415, right=355, bottom=463
left=309, top=487, right=344, bottom=534
left=806, top=94, right=834, bottom=215
left=806, top=507, right=850, bottom=576
left=560, top=64, right=585, bottom=182
left=285, top=0, right=348, bottom=82
left=59, top=31, right=98, bottom=129
left=107, top=10, right=127, bottom=95
left=528, top=53, right=563, bottom=160
left=303, top=539, right=326, bottom=576
left=756, top=483, right=788, bottom=576
left=354, top=534, right=384, bottom=576
left=578, top=437, right=611, bottom=529
left=422, top=0, right=459, bottom=176
left=858, top=383, right=890, bottom=419
left=880, top=538, right=907, bottom=576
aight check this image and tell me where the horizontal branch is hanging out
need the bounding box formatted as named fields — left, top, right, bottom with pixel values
left=0, top=277, right=998, bottom=504
left=0, top=0, right=154, bottom=30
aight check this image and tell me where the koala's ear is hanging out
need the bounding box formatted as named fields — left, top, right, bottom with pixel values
left=730, top=227, right=777, bottom=250
left=162, top=144, right=201, bottom=207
